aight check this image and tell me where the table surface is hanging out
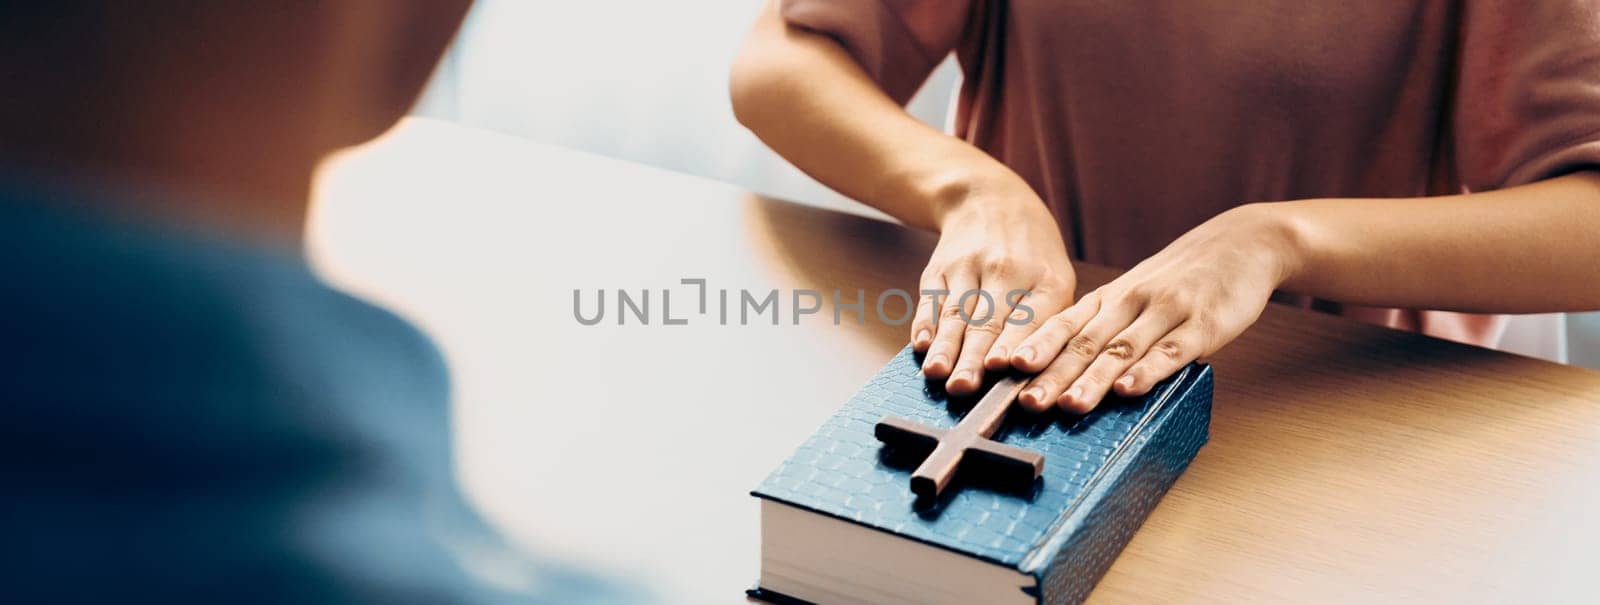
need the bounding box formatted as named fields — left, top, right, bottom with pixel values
left=310, top=118, right=1600, bottom=604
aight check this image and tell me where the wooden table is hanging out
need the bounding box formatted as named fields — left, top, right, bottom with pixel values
left=310, top=118, right=1600, bottom=603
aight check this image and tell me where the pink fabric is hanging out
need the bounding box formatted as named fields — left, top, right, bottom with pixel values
left=782, top=0, right=1600, bottom=347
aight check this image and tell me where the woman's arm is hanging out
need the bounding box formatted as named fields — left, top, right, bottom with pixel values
left=731, top=0, right=1077, bottom=395
left=730, top=0, right=1002, bottom=231
left=1010, top=172, right=1600, bottom=414
left=1282, top=171, right=1600, bottom=313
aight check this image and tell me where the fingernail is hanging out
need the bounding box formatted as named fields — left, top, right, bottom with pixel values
left=924, top=354, right=949, bottom=372
left=1062, top=386, right=1083, bottom=404
left=1116, top=375, right=1134, bottom=390
left=988, top=345, right=1009, bottom=362
left=1013, top=346, right=1035, bottom=364
left=951, top=369, right=974, bottom=386
left=914, top=329, right=931, bottom=346
left=1022, top=387, right=1045, bottom=405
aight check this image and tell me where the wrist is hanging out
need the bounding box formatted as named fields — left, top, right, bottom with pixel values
left=1228, top=201, right=1312, bottom=289
left=921, top=167, right=1045, bottom=233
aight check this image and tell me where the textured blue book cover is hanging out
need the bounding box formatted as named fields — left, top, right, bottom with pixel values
left=751, top=346, right=1212, bottom=604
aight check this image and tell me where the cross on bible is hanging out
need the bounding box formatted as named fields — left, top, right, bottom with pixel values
left=874, top=376, right=1045, bottom=499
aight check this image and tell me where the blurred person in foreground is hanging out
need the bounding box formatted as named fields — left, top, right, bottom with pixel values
left=0, top=3, right=638, bottom=602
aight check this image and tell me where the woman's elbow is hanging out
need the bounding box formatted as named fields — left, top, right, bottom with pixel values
left=729, top=46, right=788, bottom=132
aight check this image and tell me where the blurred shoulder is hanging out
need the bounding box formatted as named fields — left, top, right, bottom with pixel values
left=0, top=184, right=451, bottom=462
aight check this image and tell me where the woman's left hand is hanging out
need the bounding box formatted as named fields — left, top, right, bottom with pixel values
left=1009, top=203, right=1303, bottom=412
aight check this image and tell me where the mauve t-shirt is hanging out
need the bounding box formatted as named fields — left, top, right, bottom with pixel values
left=782, top=0, right=1600, bottom=346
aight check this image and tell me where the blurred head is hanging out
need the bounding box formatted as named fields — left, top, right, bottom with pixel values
left=0, top=1, right=473, bottom=232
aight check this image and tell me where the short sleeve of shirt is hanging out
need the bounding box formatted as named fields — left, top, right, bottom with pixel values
left=780, top=0, right=974, bottom=104
left=1453, top=0, right=1600, bottom=189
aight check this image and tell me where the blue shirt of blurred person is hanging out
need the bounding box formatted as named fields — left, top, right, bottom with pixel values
left=0, top=181, right=642, bottom=603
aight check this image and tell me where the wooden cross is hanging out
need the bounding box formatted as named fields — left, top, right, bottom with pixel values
left=874, top=376, right=1045, bottom=499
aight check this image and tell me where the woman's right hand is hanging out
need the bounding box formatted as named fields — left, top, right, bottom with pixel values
left=913, top=177, right=1076, bottom=396
left=728, top=0, right=1074, bottom=384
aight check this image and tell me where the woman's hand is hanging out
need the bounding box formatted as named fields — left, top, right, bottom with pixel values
left=730, top=0, right=1088, bottom=380
left=913, top=179, right=1076, bottom=396
left=1010, top=203, right=1302, bottom=412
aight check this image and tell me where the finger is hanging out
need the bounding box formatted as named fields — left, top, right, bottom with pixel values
left=909, top=274, right=945, bottom=353
left=1016, top=297, right=1135, bottom=411
left=1032, top=300, right=1139, bottom=412
left=1010, top=293, right=1101, bottom=373
left=1114, top=322, right=1208, bottom=397
left=948, top=278, right=1022, bottom=395
left=1017, top=344, right=1088, bottom=412
left=922, top=269, right=977, bottom=380
left=1059, top=312, right=1180, bottom=413
left=984, top=285, right=1071, bottom=371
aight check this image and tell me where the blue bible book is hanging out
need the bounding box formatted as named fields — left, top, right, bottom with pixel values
left=750, top=346, right=1213, bottom=605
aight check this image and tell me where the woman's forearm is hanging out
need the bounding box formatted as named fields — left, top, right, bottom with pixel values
left=1277, top=171, right=1600, bottom=313
left=1006, top=171, right=1600, bottom=412
left=729, top=1, right=1029, bottom=231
